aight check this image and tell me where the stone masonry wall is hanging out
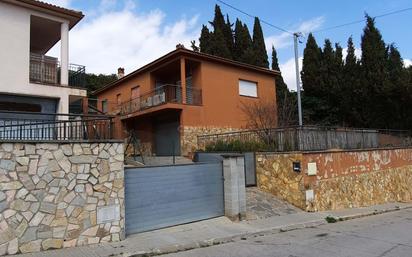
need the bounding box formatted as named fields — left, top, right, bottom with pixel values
left=256, top=148, right=412, bottom=212
left=303, top=148, right=412, bottom=211
left=0, top=142, right=124, bottom=255
left=182, top=126, right=240, bottom=156
left=256, top=153, right=306, bottom=209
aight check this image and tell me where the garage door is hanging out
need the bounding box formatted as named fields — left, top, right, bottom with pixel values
left=125, top=162, right=224, bottom=235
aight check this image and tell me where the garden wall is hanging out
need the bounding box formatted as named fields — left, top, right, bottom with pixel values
left=256, top=148, right=412, bottom=212
left=0, top=142, right=124, bottom=255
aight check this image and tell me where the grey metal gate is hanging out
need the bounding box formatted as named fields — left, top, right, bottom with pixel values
left=194, top=152, right=256, bottom=186
left=125, top=162, right=224, bottom=235
left=243, top=152, right=256, bottom=186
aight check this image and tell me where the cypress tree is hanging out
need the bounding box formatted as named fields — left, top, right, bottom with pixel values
left=301, top=33, right=324, bottom=124
left=272, top=46, right=297, bottom=126
left=342, top=36, right=362, bottom=126
left=201, top=4, right=232, bottom=59
left=360, top=14, right=388, bottom=127
left=233, top=21, right=254, bottom=64
left=386, top=44, right=408, bottom=128
left=209, top=28, right=232, bottom=59
left=317, top=39, right=338, bottom=125
left=223, top=14, right=234, bottom=59
left=252, top=17, right=269, bottom=68
left=301, top=33, right=322, bottom=94
left=271, top=45, right=288, bottom=95
left=210, top=4, right=226, bottom=32
left=199, top=25, right=212, bottom=53
left=233, top=19, right=245, bottom=61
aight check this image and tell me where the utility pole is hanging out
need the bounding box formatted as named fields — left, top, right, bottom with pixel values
left=293, top=32, right=303, bottom=126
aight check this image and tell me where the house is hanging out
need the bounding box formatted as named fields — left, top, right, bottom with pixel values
left=0, top=0, right=86, bottom=120
left=94, top=46, right=279, bottom=156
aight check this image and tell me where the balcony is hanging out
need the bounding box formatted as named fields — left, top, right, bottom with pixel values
left=120, top=84, right=202, bottom=116
left=29, top=53, right=86, bottom=88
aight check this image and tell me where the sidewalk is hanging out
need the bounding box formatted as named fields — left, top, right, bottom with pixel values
left=15, top=202, right=412, bottom=257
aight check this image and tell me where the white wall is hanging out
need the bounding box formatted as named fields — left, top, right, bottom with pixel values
left=0, top=2, right=86, bottom=114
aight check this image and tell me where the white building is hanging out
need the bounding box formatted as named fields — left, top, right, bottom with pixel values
left=0, top=0, right=86, bottom=117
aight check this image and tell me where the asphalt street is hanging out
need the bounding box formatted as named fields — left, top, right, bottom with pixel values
left=164, top=208, right=412, bottom=257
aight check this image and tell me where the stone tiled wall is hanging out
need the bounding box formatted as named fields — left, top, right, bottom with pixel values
left=256, top=148, right=412, bottom=212
left=0, top=142, right=124, bottom=255
left=256, top=153, right=306, bottom=209
left=303, top=148, right=412, bottom=211
left=182, top=126, right=240, bottom=156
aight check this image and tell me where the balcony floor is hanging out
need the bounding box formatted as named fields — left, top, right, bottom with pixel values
left=120, top=103, right=184, bottom=120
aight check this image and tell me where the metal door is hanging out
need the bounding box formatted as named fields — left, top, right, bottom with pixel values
left=194, top=152, right=257, bottom=186
left=154, top=120, right=180, bottom=156
left=125, top=162, right=224, bottom=235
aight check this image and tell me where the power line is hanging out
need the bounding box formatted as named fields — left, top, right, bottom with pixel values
left=216, top=0, right=293, bottom=35
left=312, top=7, right=412, bottom=33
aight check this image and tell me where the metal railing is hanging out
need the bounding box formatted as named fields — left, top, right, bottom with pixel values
left=29, top=53, right=86, bottom=88
left=197, top=126, right=412, bottom=152
left=0, top=111, right=114, bottom=142
left=68, top=64, right=86, bottom=88
left=120, top=84, right=202, bottom=116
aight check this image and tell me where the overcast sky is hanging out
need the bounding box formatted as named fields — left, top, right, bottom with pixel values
left=46, top=0, right=412, bottom=91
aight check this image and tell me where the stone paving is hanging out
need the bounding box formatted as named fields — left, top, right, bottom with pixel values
left=246, top=187, right=302, bottom=220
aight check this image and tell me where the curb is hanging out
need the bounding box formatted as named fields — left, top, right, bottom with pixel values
left=325, top=204, right=412, bottom=223
left=127, top=205, right=410, bottom=257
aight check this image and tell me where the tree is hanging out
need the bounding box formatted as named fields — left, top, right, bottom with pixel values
left=360, top=14, right=388, bottom=128
left=233, top=20, right=254, bottom=64
left=202, top=5, right=232, bottom=59
left=301, top=33, right=324, bottom=124
left=199, top=25, right=212, bottom=53
left=190, top=40, right=199, bottom=52
left=252, top=17, right=269, bottom=68
left=209, top=27, right=232, bottom=59
left=271, top=45, right=297, bottom=126
left=223, top=15, right=234, bottom=58
left=86, top=73, right=117, bottom=94
left=386, top=44, right=409, bottom=129
left=341, top=36, right=362, bottom=126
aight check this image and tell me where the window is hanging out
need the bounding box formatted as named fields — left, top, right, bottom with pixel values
left=116, top=94, right=122, bottom=105
left=102, top=100, right=108, bottom=113
left=131, top=86, right=140, bottom=99
left=239, top=80, right=258, bottom=97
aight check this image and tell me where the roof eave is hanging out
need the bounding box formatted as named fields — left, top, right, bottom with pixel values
left=4, top=0, right=84, bottom=28
left=93, top=48, right=281, bottom=95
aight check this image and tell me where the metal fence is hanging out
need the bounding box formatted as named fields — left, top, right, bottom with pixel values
left=197, top=126, right=412, bottom=152
left=120, top=84, right=202, bottom=116
left=29, top=53, right=86, bottom=88
left=0, top=111, right=114, bottom=142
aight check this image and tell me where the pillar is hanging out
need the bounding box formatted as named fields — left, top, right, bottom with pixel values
left=180, top=57, right=187, bottom=104
left=60, top=22, right=69, bottom=86
left=223, top=155, right=247, bottom=221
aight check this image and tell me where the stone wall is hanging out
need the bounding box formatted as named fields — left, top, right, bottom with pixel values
left=303, top=148, right=412, bottom=211
left=0, top=142, right=124, bottom=255
left=182, top=126, right=240, bottom=156
left=256, top=148, right=412, bottom=212
left=256, top=153, right=306, bottom=209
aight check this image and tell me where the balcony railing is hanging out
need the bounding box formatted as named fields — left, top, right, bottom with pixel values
left=120, top=84, right=202, bottom=116
left=0, top=111, right=114, bottom=142
left=29, top=53, right=86, bottom=88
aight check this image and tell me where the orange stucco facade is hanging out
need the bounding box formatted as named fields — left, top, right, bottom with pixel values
left=94, top=48, right=279, bottom=155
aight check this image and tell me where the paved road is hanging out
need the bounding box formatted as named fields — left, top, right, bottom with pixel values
left=164, top=208, right=412, bottom=257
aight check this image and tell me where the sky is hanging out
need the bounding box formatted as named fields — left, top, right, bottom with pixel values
left=46, top=0, right=412, bottom=91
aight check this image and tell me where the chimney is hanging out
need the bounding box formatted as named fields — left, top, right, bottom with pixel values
left=176, top=44, right=185, bottom=49
left=117, top=67, right=125, bottom=79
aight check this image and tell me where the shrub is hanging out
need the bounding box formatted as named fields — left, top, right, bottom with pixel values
left=205, top=139, right=269, bottom=152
